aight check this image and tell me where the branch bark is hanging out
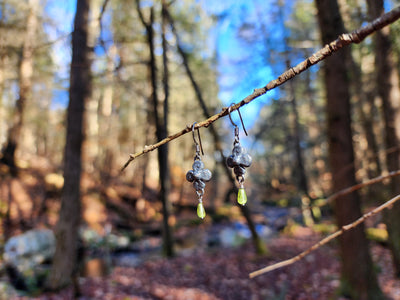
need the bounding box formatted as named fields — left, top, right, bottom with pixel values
left=307, top=169, right=400, bottom=212
left=249, top=193, right=400, bottom=278
left=248, top=169, right=400, bottom=276
left=121, top=5, right=400, bottom=172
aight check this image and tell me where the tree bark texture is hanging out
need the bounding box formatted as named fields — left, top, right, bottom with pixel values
left=136, top=0, right=174, bottom=257
left=315, top=0, right=383, bottom=298
left=0, top=0, right=38, bottom=175
left=287, top=59, right=315, bottom=225
left=47, top=0, right=91, bottom=290
left=367, top=0, right=400, bottom=277
left=159, top=0, right=174, bottom=257
left=348, top=50, right=382, bottom=177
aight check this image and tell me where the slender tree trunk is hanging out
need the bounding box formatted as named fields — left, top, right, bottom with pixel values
left=284, top=57, right=315, bottom=225
left=350, top=45, right=383, bottom=177
left=339, top=0, right=383, bottom=182
left=84, top=0, right=103, bottom=175
left=164, top=7, right=266, bottom=254
left=47, top=0, right=91, bottom=290
left=0, top=55, right=5, bottom=145
left=315, top=0, right=383, bottom=298
left=136, top=0, right=174, bottom=257
left=349, top=53, right=383, bottom=201
left=98, top=45, right=116, bottom=184
left=367, top=0, right=400, bottom=277
left=1, top=0, right=38, bottom=175
left=278, top=0, right=310, bottom=203
left=303, top=55, right=327, bottom=193
left=159, top=0, right=173, bottom=257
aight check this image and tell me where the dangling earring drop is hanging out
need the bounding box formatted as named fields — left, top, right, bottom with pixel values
left=186, top=122, right=212, bottom=219
left=226, top=104, right=252, bottom=205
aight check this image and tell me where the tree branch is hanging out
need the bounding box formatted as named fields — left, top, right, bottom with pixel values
left=98, top=0, right=110, bottom=52
left=305, top=169, right=400, bottom=212
left=99, top=0, right=110, bottom=21
left=249, top=193, right=400, bottom=278
left=121, top=5, right=400, bottom=172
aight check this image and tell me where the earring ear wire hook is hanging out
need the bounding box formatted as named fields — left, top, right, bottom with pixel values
left=192, top=122, right=204, bottom=155
left=227, top=104, right=248, bottom=136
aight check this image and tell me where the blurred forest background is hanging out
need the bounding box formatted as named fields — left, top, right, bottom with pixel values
left=1, top=0, right=400, bottom=299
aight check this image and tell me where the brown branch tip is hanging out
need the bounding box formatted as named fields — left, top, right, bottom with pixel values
left=249, top=194, right=400, bottom=278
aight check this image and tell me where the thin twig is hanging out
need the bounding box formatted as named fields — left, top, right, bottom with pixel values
left=33, top=33, right=72, bottom=50
left=121, top=6, right=400, bottom=172
left=305, top=169, right=400, bottom=212
left=98, top=0, right=111, bottom=57
left=99, top=0, right=110, bottom=21
left=249, top=193, right=400, bottom=278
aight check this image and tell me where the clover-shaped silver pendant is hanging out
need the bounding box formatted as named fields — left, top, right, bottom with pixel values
left=186, top=159, right=212, bottom=191
left=187, top=122, right=212, bottom=219
left=227, top=141, right=252, bottom=206
left=226, top=104, right=251, bottom=205
left=227, top=143, right=252, bottom=179
left=186, top=158, right=212, bottom=219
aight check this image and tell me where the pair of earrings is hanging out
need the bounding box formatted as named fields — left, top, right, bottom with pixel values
left=186, top=105, right=252, bottom=219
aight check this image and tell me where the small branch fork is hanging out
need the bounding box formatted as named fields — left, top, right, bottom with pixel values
left=121, top=6, right=400, bottom=172
left=248, top=169, right=400, bottom=278
left=305, top=169, right=400, bottom=212
left=249, top=193, right=400, bottom=278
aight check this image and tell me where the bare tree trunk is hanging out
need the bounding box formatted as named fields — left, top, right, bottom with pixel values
left=302, top=56, right=327, bottom=193
left=47, top=0, right=91, bottom=290
left=367, top=0, right=400, bottom=277
left=277, top=1, right=311, bottom=209
left=315, top=0, right=383, bottom=298
left=1, top=0, right=38, bottom=175
left=160, top=0, right=173, bottom=257
left=284, top=56, right=314, bottom=225
left=136, top=0, right=174, bottom=257
left=349, top=52, right=383, bottom=202
left=98, top=45, right=116, bottom=184
left=0, top=55, right=6, bottom=145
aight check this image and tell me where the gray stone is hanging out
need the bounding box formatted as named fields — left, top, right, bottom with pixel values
left=219, top=227, right=245, bottom=247
left=3, top=229, right=55, bottom=273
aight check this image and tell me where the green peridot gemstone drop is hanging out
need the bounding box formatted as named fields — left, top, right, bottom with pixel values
left=237, top=188, right=247, bottom=205
left=197, top=202, right=206, bottom=219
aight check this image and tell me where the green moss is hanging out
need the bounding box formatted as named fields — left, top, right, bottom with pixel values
left=366, top=227, right=388, bottom=244
left=277, top=198, right=289, bottom=207
left=313, top=223, right=337, bottom=235
left=311, top=206, right=322, bottom=220
left=255, top=238, right=269, bottom=255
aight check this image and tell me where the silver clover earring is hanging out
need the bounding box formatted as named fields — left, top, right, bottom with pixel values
left=226, top=104, right=252, bottom=205
left=186, top=122, right=212, bottom=219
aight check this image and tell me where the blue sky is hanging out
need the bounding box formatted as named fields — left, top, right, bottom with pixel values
left=45, top=0, right=76, bottom=109
left=45, top=0, right=291, bottom=131
left=44, top=0, right=397, bottom=117
left=201, top=0, right=279, bottom=129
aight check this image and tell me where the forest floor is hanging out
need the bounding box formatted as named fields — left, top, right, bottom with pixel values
left=1, top=164, right=400, bottom=299
left=11, top=230, right=400, bottom=300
